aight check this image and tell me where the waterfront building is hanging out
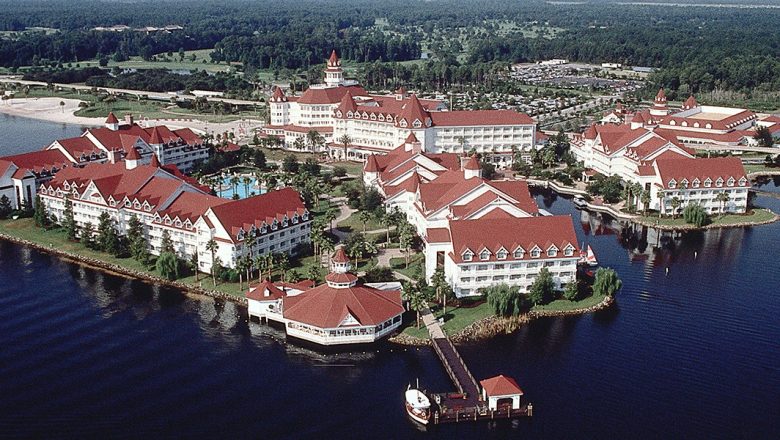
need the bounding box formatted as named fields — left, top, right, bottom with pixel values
left=571, top=120, right=749, bottom=214
left=246, top=248, right=405, bottom=346
left=47, top=113, right=210, bottom=172
left=0, top=150, right=71, bottom=209
left=480, top=375, right=524, bottom=411
left=37, top=159, right=310, bottom=272
left=263, top=51, right=537, bottom=167
left=363, top=138, right=580, bottom=297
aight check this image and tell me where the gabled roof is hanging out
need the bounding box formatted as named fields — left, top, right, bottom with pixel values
left=365, top=153, right=380, bottom=172
left=209, top=187, right=307, bottom=239
left=125, top=147, right=141, bottom=161
left=430, top=110, right=534, bottom=126
left=332, top=247, right=350, bottom=263
left=448, top=216, right=579, bottom=264
left=327, top=49, right=340, bottom=67
left=283, top=283, right=403, bottom=329
left=0, top=149, right=73, bottom=176
left=654, top=157, right=747, bottom=189
left=395, top=94, right=430, bottom=127
left=298, top=85, right=367, bottom=105
left=480, top=375, right=524, bottom=396
left=464, top=154, right=480, bottom=170
left=105, top=112, right=119, bottom=124
left=246, top=279, right=286, bottom=301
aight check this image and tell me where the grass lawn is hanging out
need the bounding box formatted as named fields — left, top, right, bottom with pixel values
left=637, top=208, right=777, bottom=228
left=336, top=211, right=384, bottom=233
left=0, top=218, right=250, bottom=299
left=325, top=161, right=364, bottom=177
left=390, top=253, right=424, bottom=279
left=531, top=292, right=607, bottom=312
left=258, top=147, right=322, bottom=163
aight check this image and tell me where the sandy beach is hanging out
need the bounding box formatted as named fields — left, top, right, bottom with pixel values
left=0, top=97, right=262, bottom=139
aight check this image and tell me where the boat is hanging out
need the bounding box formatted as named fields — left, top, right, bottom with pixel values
left=405, top=387, right=431, bottom=425
left=573, top=195, right=588, bottom=209
left=579, top=245, right=598, bottom=266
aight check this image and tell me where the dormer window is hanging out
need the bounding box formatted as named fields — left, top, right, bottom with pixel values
left=668, top=179, right=676, bottom=189
left=260, top=226, right=267, bottom=234
left=370, top=113, right=376, bottom=120
left=378, top=114, right=385, bottom=121
left=513, top=248, right=525, bottom=259
left=165, top=218, right=172, bottom=225
left=564, top=245, right=575, bottom=257
left=462, top=250, right=473, bottom=262
left=480, top=249, right=491, bottom=261
left=292, top=214, right=299, bottom=224
left=496, top=248, right=508, bottom=260
left=125, top=200, right=132, bottom=207
left=400, top=120, right=408, bottom=128
left=362, top=112, right=369, bottom=120
left=704, top=178, right=712, bottom=188
left=282, top=220, right=288, bottom=227
left=530, top=247, right=541, bottom=258
left=413, top=119, right=422, bottom=128
left=716, top=178, right=724, bottom=187
left=681, top=179, right=689, bottom=189
left=271, top=222, right=278, bottom=231
left=237, top=230, right=244, bottom=240
left=738, top=177, right=747, bottom=186
left=336, top=110, right=342, bottom=117
left=727, top=177, right=735, bottom=186
left=692, top=178, right=700, bottom=188
left=347, top=111, right=353, bottom=118
left=547, top=247, right=558, bottom=257
left=133, top=201, right=141, bottom=209
left=705, top=123, right=712, bottom=129
left=109, top=200, right=116, bottom=207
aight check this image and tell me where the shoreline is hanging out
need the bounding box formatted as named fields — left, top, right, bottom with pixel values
left=0, top=232, right=246, bottom=306
left=629, top=209, right=780, bottom=231
left=2, top=230, right=614, bottom=348
left=388, top=295, right=615, bottom=346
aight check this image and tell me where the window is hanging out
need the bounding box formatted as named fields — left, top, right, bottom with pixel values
left=462, top=251, right=473, bottom=262
left=727, top=178, right=735, bottom=187
left=704, top=178, right=712, bottom=188
left=480, top=250, right=490, bottom=261
left=564, top=246, right=574, bottom=257
left=494, top=264, right=505, bottom=270
left=496, top=248, right=508, bottom=260
left=716, top=178, right=723, bottom=187
left=530, top=249, right=541, bottom=258
left=477, top=265, right=488, bottom=271
left=547, top=248, right=557, bottom=257
left=668, top=179, right=676, bottom=189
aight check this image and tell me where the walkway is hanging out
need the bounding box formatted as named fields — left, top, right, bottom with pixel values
left=420, top=307, right=479, bottom=398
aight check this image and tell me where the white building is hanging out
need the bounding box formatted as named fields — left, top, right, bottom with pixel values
left=264, top=50, right=537, bottom=167
left=246, top=248, right=405, bottom=346
left=47, top=113, right=210, bottom=173
left=37, top=160, right=311, bottom=273
left=363, top=140, right=580, bottom=298
left=0, top=154, right=55, bottom=210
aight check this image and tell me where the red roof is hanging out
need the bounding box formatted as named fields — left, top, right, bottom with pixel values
left=654, top=88, right=667, bottom=104
left=327, top=49, right=340, bottom=68
left=338, top=90, right=357, bottom=113
left=126, top=147, right=141, bottom=161
left=430, top=110, right=534, bottom=126
left=448, top=216, right=579, bottom=264
left=298, top=85, right=367, bottom=105
left=364, top=154, right=380, bottom=172
left=0, top=160, right=14, bottom=178
left=683, top=95, right=698, bottom=109
left=654, top=157, right=747, bottom=189
left=209, top=187, right=307, bottom=239
left=325, top=272, right=358, bottom=284
left=246, top=279, right=286, bottom=301
left=480, top=375, right=524, bottom=396
left=283, top=283, right=403, bottom=328
left=0, top=149, right=73, bottom=176
left=405, top=132, right=419, bottom=144
left=149, top=152, right=161, bottom=167
left=55, top=136, right=100, bottom=161
left=270, top=86, right=287, bottom=102
left=464, top=154, right=480, bottom=170
left=425, top=228, right=450, bottom=243
left=332, top=247, right=350, bottom=263
left=105, top=112, right=119, bottom=124
left=396, top=94, right=430, bottom=127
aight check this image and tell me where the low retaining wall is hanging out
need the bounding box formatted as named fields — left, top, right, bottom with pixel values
left=0, top=233, right=246, bottom=306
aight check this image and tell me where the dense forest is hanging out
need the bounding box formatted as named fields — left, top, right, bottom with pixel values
left=2, top=0, right=780, bottom=96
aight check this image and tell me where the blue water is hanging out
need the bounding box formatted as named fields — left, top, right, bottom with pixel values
left=218, top=175, right=264, bottom=199
left=0, top=114, right=90, bottom=155
left=0, top=184, right=779, bottom=438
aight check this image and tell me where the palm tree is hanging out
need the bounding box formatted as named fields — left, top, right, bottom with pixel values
left=306, top=130, right=324, bottom=152
left=237, top=256, right=250, bottom=291
left=244, top=234, right=256, bottom=280
left=715, top=191, right=730, bottom=217
left=263, top=253, right=275, bottom=280
left=230, top=175, right=240, bottom=197
left=324, top=206, right=339, bottom=231
left=670, top=197, right=681, bottom=219
left=205, top=239, right=218, bottom=286
left=402, top=281, right=426, bottom=329
left=338, top=134, right=351, bottom=161
left=242, top=176, right=251, bottom=199
left=640, top=189, right=651, bottom=215
left=276, top=253, right=290, bottom=282
left=378, top=210, right=393, bottom=246
left=658, top=190, right=667, bottom=217
left=254, top=254, right=266, bottom=283
left=358, top=210, right=372, bottom=233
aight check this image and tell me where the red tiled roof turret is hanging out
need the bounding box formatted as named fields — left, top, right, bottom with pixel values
left=396, top=94, right=430, bottom=127
left=365, top=154, right=380, bottom=173
left=464, top=154, right=480, bottom=170
left=149, top=126, right=164, bottom=145
left=105, top=112, right=119, bottom=124
left=150, top=152, right=160, bottom=168
left=332, top=247, right=350, bottom=263
left=327, top=49, right=340, bottom=67
left=125, top=147, right=141, bottom=161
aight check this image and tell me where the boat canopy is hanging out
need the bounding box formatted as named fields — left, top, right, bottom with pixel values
left=405, top=389, right=430, bottom=410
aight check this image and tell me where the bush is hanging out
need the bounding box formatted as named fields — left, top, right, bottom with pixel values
left=363, top=266, right=395, bottom=283
left=528, top=267, right=555, bottom=305
left=682, top=203, right=710, bottom=227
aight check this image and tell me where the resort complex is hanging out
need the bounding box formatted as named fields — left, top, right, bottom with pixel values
left=363, top=135, right=580, bottom=297
left=36, top=159, right=311, bottom=272
left=264, top=50, right=539, bottom=166
left=574, top=90, right=752, bottom=214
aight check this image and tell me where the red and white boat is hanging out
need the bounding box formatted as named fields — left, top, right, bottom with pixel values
left=579, top=245, right=598, bottom=267
left=405, top=387, right=431, bottom=425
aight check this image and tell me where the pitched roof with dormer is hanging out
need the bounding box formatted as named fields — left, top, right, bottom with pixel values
left=654, top=157, right=747, bottom=189
left=448, top=216, right=579, bottom=264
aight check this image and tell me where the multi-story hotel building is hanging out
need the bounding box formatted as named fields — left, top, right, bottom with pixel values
left=264, top=51, right=537, bottom=168
left=37, top=159, right=311, bottom=273
left=363, top=137, right=579, bottom=297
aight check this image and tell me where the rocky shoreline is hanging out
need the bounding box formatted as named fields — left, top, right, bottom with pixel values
left=0, top=233, right=246, bottom=306
left=630, top=209, right=779, bottom=231
left=389, top=295, right=615, bottom=346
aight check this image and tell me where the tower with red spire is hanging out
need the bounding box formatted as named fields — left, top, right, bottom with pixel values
left=324, top=50, right=344, bottom=87
left=650, top=88, right=669, bottom=118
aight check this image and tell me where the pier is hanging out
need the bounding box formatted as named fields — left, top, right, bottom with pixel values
left=420, top=309, right=532, bottom=424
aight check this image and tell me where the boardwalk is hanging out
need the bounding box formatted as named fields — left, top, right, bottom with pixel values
left=419, top=308, right=531, bottom=424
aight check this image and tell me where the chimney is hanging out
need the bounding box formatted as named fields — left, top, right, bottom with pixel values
left=125, top=113, right=134, bottom=126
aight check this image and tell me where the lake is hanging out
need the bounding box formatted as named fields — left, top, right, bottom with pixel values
left=0, top=114, right=90, bottom=155
left=0, top=184, right=778, bottom=438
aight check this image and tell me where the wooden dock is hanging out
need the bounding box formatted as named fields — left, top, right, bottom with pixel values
left=420, top=308, right=532, bottom=425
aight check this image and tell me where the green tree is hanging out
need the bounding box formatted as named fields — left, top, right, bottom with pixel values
left=528, top=267, right=555, bottom=305
left=593, top=267, right=622, bottom=298
left=640, top=189, right=651, bottom=215
left=189, top=251, right=200, bottom=282
left=430, top=267, right=454, bottom=317
left=563, top=281, right=579, bottom=301
left=753, top=126, right=774, bottom=148
left=156, top=251, right=180, bottom=280
left=402, top=281, right=427, bottom=329
left=33, top=195, right=49, bottom=228
left=206, top=238, right=219, bottom=286
left=81, top=222, right=96, bottom=249
left=670, top=197, right=681, bottom=218
left=485, top=283, right=526, bottom=317
left=282, top=154, right=300, bottom=173
left=338, top=134, right=351, bottom=161
left=160, top=229, right=175, bottom=254
left=97, top=212, right=119, bottom=254
left=715, top=191, right=730, bottom=216
left=62, top=199, right=78, bottom=241
left=683, top=203, right=710, bottom=227
left=0, top=195, right=12, bottom=219
left=358, top=210, right=373, bottom=233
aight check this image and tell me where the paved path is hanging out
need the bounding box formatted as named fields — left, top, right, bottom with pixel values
left=420, top=307, right=445, bottom=339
